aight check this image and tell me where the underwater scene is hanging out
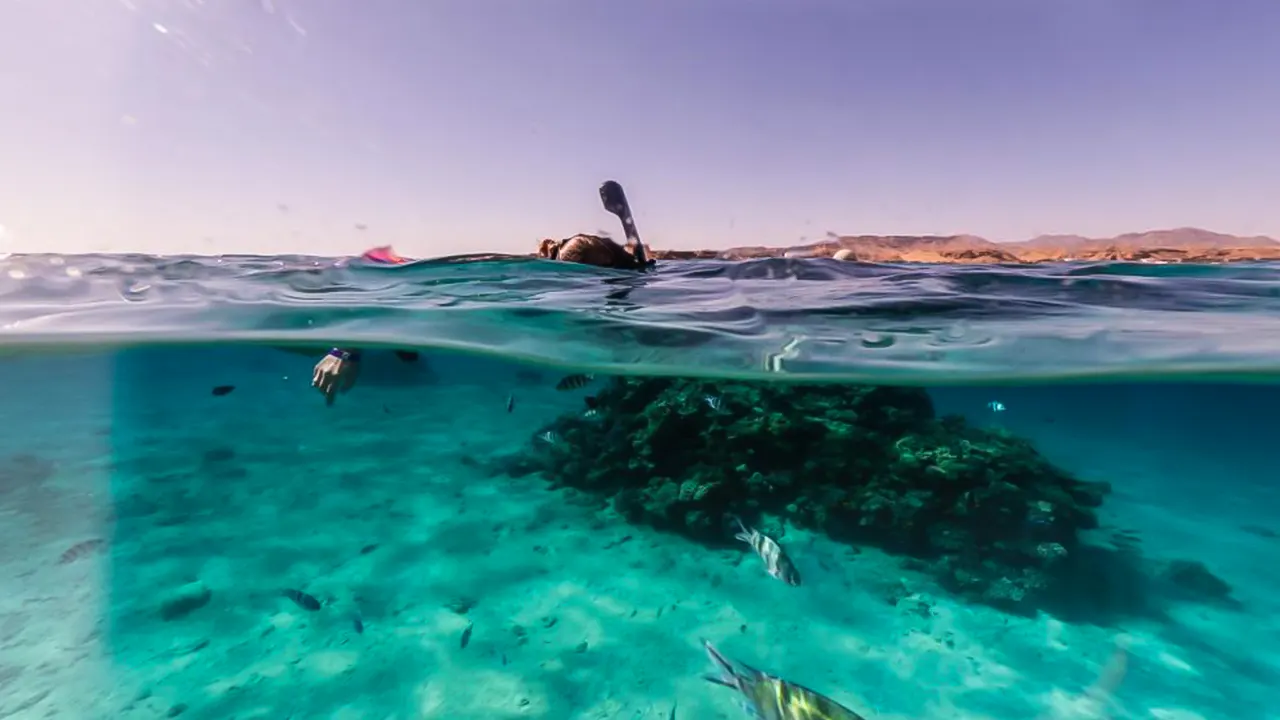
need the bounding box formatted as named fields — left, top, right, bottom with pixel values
left=1, top=255, right=1279, bottom=720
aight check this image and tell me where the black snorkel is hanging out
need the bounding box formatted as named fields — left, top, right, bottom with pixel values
left=599, top=180, right=655, bottom=271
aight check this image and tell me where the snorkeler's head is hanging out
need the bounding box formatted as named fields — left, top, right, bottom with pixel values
left=536, top=238, right=562, bottom=259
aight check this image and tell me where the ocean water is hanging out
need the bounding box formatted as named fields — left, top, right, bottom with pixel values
left=1, top=253, right=1278, bottom=720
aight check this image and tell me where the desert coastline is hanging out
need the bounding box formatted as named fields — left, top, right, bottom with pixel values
left=651, top=227, right=1280, bottom=264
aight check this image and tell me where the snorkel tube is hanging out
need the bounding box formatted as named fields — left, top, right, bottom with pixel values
left=599, top=180, right=654, bottom=271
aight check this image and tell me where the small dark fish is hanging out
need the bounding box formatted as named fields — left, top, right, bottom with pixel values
left=281, top=589, right=322, bottom=611
left=211, top=385, right=235, bottom=396
left=460, top=622, right=474, bottom=648
left=1241, top=524, right=1278, bottom=539
left=506, top=393, right=515, bottom=413
left=583, top=395, right=599, bottom=409
left=668, top=701, right=677, bottom=720
left=515, top=369, right=544, bottom=384
left=555, top=373, right=594, bottom=391
left=202, top=447, right=235, bottom=463
left=393, top=350, right=420, bottom=363
left=58, top=539, right=105, bottom=564
left=732, top=517, right=801, bottom=587
left=350, top=613, right=364, bottom=634
left=603, top=534, right=633, bottom=550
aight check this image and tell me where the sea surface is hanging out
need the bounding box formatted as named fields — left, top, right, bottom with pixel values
left=0, top=253, right=1278, bottom=720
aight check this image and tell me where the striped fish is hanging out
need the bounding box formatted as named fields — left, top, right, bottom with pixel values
left=733, top=516, right=801, bottom=587
left=555, top=373, right=594, bottom=391
left=702, top=639, right=866, bottom=720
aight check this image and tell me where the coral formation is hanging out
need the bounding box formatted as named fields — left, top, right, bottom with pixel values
left=506, top=376, right=1215, bottom=617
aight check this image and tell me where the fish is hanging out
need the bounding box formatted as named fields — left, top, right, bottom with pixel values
left=536, top=430, right=560, bottom=445
left=506, top=393, right=515, bottom=413
left=281, top=588, right=322, bottom=611
left=1241, top=523, right=1278, bottom=539
left=732, top=516, right=801, bottom=587
left=701, top=639, right=866, bottom=719
left=211, top=385, right=235, bottom=396
left=583, top=395, right=599, bottom=409
left=460, top=621, right=474, bottom=648
left=987, top=400, right=1006, bottom=412
left=583, top=408, right=600, bottom=419
left=705, top=394, right=723, bottom=411
left=555, top=373, right=594, bottom=391
left=58, top=538, right=105, bottom=564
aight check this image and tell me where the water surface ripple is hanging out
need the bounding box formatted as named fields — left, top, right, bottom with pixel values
left=3, top=253, right=1280, bottom=382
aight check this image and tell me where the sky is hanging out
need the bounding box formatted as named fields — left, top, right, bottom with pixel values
left=1, top=0, right=1279, bottom=257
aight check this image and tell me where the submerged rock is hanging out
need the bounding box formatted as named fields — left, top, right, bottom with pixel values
left=509, top=377, right=1131, bottom=616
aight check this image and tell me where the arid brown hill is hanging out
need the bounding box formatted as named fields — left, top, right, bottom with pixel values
left=650, top=227, right=1280, bottom=264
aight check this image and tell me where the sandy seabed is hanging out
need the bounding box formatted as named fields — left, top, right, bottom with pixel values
left=1, top=350, right=1277, bottom=720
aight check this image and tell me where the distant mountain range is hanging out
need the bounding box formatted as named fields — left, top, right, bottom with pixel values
left=653, top=227, right=1280, bottom=263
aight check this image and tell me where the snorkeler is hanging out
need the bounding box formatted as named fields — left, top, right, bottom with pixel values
left=309, top=180, right=652, bottom=405
left=534, top=181, right=651, bottom=269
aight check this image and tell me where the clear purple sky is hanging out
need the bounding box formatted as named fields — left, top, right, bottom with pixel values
left=2, top=0, right=1279, bottom=257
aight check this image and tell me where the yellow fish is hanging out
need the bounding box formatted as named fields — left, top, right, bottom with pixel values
left=702, top=639, right=867, bottom=720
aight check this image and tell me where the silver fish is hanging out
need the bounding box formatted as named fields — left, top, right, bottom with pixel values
left=536, top=430, right=559, bottom=445
left=705, top=394, right=723, bottom=411
left=733, top=516, right=801, bottom=586
left=702, top=639, right=866, bottom=720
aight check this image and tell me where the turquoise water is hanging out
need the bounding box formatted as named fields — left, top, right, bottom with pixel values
left=1, top=254, right=1278, bottom=719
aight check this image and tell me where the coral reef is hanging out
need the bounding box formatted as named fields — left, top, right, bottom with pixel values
left=505, top=377, right=1224, bottom=618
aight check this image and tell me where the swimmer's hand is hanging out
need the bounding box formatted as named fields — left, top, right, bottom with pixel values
left=312, top=349, right=360, bottom=406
